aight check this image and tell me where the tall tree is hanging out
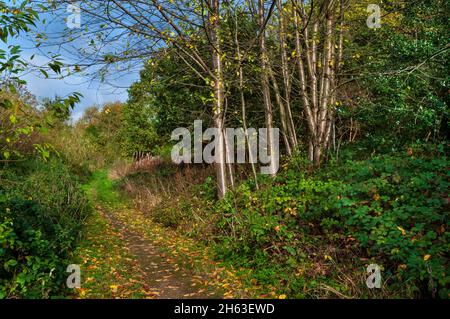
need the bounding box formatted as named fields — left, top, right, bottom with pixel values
left=292, top=0, right=346, bottom=166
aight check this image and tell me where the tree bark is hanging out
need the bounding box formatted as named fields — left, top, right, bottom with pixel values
left=259, top=0, right=277, bottom=176
left=209, top=0, right=228, bottom=197
left=234, top=10, right=259, bottom=188
left=276, top=0, right=298, bottom=152
left=292, top=0, right=345, bottom=167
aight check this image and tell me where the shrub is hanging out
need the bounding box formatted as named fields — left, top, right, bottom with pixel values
left=321, top=146, right=449, bottom=298
left=0, top=159, right=91, bottom=298
left=117, top=162, right=215, bottom=235
left=213, top=144, right=449, bottom=298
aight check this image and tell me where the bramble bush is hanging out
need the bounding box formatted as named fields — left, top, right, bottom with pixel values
left=0, top=159, right=91, bottom=298
left=321, top=145, right=449, bottom=298
left=213, top=144, right=449, bottom=298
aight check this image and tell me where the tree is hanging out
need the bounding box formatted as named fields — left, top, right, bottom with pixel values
left=77, top=102, right=124, bottom=163
left=290, top=0, right=347, bottom=166
left=41, top=95, right=72, bottom=123
left=0, top=0, right=81, bottom=161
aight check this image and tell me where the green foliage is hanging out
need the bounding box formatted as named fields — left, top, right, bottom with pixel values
left=41, top=94, right=82, bottom=124
left=0, top=217, right=62, bottom=298
left=123, top=51, right=211, bottom=157
left=0, top=0, right=448, bottom=301
left=213, top=144, right=449, bottom=298
left=0, top=159, right=91, bottom=298
left=121, top=97, right=158, bottom=157
left=342, top=0, right=449, bottom=150
left=0, top=1, right=38, bottom=85
left=321, top=145, right=449, bottom=298
left=85, top=170, right=126, bottom=209
left=74, top=102, right=124, bottom=166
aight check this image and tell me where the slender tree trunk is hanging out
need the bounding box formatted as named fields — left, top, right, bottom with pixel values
left=276, top=0, right=298, bottom=152
left=277, top=0, right=297, bottom=150
left=210, top=0, right=228, bottom=197
left=293, top=7, right=315, bottom=142
left=234, top=11, right=259, bottom=189
left=315, top=6, right=334, bottom=166
left=267, top=64, right=292, bottom=155
left=259, top=0, right=276, bottom=176
left=292, top=0, right=345, bottom=167
left=325, top=0, right=346, bottom=150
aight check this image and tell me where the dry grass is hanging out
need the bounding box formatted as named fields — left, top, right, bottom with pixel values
left=110, top=157, right=214, bottom=226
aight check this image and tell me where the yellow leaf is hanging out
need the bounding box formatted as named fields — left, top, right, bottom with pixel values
left=110, top=285, right=118, bottom=293
left=78, top=288, right=88, bottom=298
left=423, top=255, right=431, bottom=261
left=397, top=226, right=406, bottom=235
left=278, top=294, right=287, bottom=299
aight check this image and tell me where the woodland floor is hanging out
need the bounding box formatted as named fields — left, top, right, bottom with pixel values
left=72, top=170, right=261, bottom=299
left=100, top=205, right=218, bottom=299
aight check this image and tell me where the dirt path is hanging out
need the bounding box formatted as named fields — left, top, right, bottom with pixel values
left=78, top=170, right=225, bottom=299
left=101, top=206, right=218, bottom=298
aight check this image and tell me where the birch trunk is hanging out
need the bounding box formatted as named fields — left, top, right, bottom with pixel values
left=234, top=11, right=259, bottom=188
left=210, top=0, right=228, bottom=197
left=292, top=0, right=345, bottom=167
left=259, top=0, right=276, bottom=176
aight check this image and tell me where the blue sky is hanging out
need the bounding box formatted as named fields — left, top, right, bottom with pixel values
left=1, top=1, right=141, bottom=122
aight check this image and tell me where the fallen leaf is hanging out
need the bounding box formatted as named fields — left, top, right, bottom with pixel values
left=397, top=226, right=406, bottom=236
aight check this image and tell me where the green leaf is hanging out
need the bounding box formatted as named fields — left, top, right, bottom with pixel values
left=283, top=246, right=297, bottom=256
left=4, top=259, right=18, bottom=269
left=40, top=69, right=49, bottom=78
left=48, top=62, right=61, bottom=74
left=0, top=99, right=13, bottom=109
left=9, top=114, right=17, bottom=124
left=10, top=46, right=20, bottom=55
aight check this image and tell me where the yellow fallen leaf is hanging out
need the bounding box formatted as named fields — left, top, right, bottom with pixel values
left=397, top=226, right=406, bottom=235
left=110, top=285, right=118, bottom=293
left=278, top=294, right=287, bottom=299
left=423, top=255, right=431, bottom=261
left=78, top=288, right=87, bottom=298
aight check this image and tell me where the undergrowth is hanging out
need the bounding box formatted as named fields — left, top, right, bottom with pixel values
left=116, top=143, right=449, bottom=299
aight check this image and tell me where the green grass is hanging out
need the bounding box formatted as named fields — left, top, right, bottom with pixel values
left=73, top=170, right=153, bottom=298
left=83, top=170, right=128, bottom=209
